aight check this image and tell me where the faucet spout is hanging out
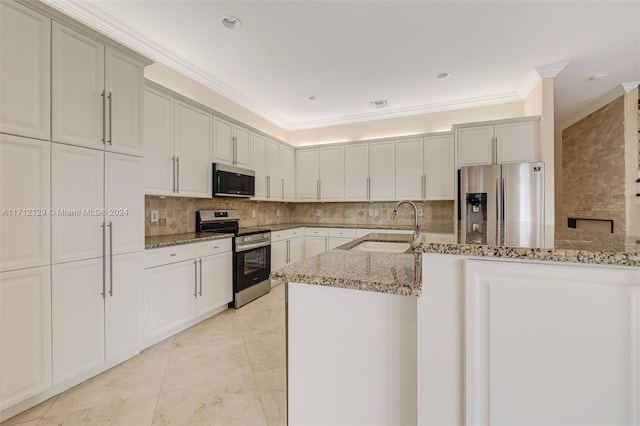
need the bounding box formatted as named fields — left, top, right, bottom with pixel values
left=391, top=200, right=421, bottom=242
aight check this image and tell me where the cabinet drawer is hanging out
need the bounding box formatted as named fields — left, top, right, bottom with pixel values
left=328, top=228, right=357, bottom=238
left=305, top=228, right=328, bottom=237
left=145, top=244, right=196, bottom=269
left=272, top=228, right=304, bottom=242
left=194, top=239, right=232, bottom=258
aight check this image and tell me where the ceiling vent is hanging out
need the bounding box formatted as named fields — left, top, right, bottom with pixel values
left=369, top=99, right=388, bottom=108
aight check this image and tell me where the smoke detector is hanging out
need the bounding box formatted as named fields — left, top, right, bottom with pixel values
left=369, top=99, right=388, bottom=108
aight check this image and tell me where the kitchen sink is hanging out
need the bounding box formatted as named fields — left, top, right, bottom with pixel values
left=350, top=240, right=411, bottom=253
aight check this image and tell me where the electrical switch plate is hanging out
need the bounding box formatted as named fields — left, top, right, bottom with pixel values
left=374, top=209, right=379, bottom=217
left=418, top=209, right=423, bottom=217
left=151, top=210, right=159, bottom=223
left=252, top=210, right=256, bottom=218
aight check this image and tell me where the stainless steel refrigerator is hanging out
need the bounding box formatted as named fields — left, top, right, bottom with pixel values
left=459, top=162, right=545, bottom=232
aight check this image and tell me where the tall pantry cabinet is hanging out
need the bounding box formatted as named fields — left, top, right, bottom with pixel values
left=0, top=1, right=152, bottom=420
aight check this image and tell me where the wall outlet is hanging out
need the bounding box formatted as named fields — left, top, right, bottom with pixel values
left=369, top=209, right=374, bottom=217
left=151, top=210, right=159, bottom=223
left=418, top=208, right=423, bottom=217
left=316, top=209, right=321, bottom=217
left=252, top=210, right=256, bottom=218
left=374, top=209, right=379, bottom=217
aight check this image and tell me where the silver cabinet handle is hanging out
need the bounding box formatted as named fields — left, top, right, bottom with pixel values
left=101, top=90, right=106, bottom=144
left=492, top=136, right=497, bottom=164
left=367, top=177, right=371, bottom=200
left=281, top=178, right=284, bottom=200
left=286, top=240, right=290, bottom=264
left=422, top=174, right=426, bottom=199
left=176, top=157, right=180, bottom=193
left=267, top=176, right=271, bottom=199
left=107, top=92, right=113, bottom=145
left=317, top=180, right=321, bottom=201
left=194, top=260, right=198, bottom=298
left=233, top=136, right=237, bottom=163
left=101, top=223, right=106, bottom=298
left=171, top=157, right=176, bottom=193
left=108, top=222, right=113, bottom=296
left=198, top=258, right=203, bottom=296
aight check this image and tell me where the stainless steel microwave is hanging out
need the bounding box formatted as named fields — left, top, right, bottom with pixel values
left=213, top=163, right=255, bottom=198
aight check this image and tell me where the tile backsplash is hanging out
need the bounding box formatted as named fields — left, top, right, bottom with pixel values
left=145, top=195, right=454, bottom=236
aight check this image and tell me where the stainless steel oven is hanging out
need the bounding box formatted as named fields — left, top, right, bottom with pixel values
left=234, top=232, right=271, bottom=307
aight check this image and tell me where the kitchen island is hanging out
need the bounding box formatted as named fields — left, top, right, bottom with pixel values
left=272, top=221, right=640, bottom=426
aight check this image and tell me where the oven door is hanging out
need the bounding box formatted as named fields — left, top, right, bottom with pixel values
left=235, top=243, right=271, bottom=292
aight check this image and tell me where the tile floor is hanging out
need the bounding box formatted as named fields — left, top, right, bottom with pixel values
left=2, top=283, right=287, bottom=426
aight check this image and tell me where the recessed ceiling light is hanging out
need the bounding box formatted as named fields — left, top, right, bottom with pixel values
left=589, top=73, right=606, bottom=81
left=369, top=99, right=388, bottom=108
left=435, top=72, right=450, bottom=80
left=307, top=95, right=319, bottom=101
left=221, top=16, right=241, bottom=30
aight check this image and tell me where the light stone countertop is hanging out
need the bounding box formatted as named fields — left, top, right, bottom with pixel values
left=145, top=232, right=234, bottom=249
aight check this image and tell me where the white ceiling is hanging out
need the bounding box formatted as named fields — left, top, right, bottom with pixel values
left=48, top=0, right=639, bottom=131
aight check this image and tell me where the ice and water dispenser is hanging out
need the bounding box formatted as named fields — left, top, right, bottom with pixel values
left=465, top=192, right=487, bottom=231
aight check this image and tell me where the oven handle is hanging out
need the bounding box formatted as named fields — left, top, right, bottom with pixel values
left=235, top=240, right=271, bottom=252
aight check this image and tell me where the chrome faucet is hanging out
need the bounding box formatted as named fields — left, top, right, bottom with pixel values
left=391, top=200, right=421, bottom=241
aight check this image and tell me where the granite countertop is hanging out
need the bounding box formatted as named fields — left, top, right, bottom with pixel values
left=270, top=233, right=421, bottom=297
left=145, top=232, right=234, bottom=249
left=267, top=223, right=414, bottom=232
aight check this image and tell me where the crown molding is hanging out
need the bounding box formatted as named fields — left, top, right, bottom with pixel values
left=535, top=61, right=570, bottom=79
left=621, top=81, right=640, bottom=93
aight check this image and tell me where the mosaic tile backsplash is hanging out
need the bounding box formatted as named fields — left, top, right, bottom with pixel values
left=145, top=195, right=454, bottom=236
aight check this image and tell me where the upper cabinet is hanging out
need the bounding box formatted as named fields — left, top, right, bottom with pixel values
left=280, top=145, right=295, bottom=201
left=0, top=2, right=51, bottom=140
left=296, top=147, right=345, bottom=201
left=456, top=118, right=539, bottom=168
left=369, top=141, right=395, bottom=201
left=143, top=87, right=174, bottom=196
left=214, top=117, right=251, bottom=168
left=344, top=143, right=369, bottom=201
left=174, top=100, right=212, bottom=198
left=52, top=22, right=145, bottom=156
left=251, top=135, right=294, bottom=201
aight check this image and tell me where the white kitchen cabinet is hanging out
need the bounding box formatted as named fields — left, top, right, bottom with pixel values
left=296, top=149, right=320, bottom=201
left=395, top=137, right=424, bottom=200
left=267, top=140, right=282, bottom=200
left=305, top=236, right=328, bottom=259
left=327, top=237, right=351, bottom=250
left=52, top=258, right=105, bottom=385
left=424, top=134, right=455, bottom=200
left=271, top=240, right=289, bottom=272
left=174, top=100, right=212, bottom=198
left=369, top=141, right=396, bottom=201
left=51, top=143, right=104, bottom=264
left=143, top=87, right=174, bottom=196
left=214, top=117, right=251, bottom=168
left=345, top=143, right=369, bottom=201
left=456, top=118, right=539, bottom=168
left=464, top=260, right=640, bottom=426
left=356, top=229, right=386, bottom=238
left=251, top=133, right=268, bottom=199
left=320, top=146, right=345, bottom=201
left=52, top=23, right=145, bottom=155
left=0, top=2, right=51, bottom=140
left=196, top=251, right=233, bottom=316
left=0, top=266, right=52, bottom=410
left=271, top=228, right=304, bottom=270
left=280, top=146, right=295, bottom=201
left=0, top=135, right=50, bottom=272
left=327, top=228, right=356, bottom=249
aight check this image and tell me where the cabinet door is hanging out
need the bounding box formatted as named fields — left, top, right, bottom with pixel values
left=267, top=140, right=282, bottom=200
left=213, top=117, right=233, bottom=164
left=0, top=266, right=52, bottom=408
left=425, top=134, right=455, bottom=200
left=52, top=22, right=105, bottom=149
left=251, top=133, right=268, bottom=199
left=105, top=48, right=144, bottom=156
left=327, top=237, right=351, bottom=250
left=495, top=121, right=538, bottom=164
left=345, top=144, right=369, bottom=201
left=296, top=149, right=320, bottom=201
left=175, top=101, right=212, bottom=197
left=0, top=2, right=51, bottom=140
left=143, top=87, right=174, bottom=196
left=280, top=146, right=295, bottom=201
left=304, top=236, right=327, bottom=259
left=0, top=136, right=50, bottom=272
left=52, top=258, right=105, bottom=385
left=146, top=260, right=196, bottom=340
left=289, top=237, right=303, bottom=265
left=369, top=141, right=395, bottom=201
left=456, top=126, right=493, bottom=167
left=51, top=143, right=104, bottom=264
left=320, top=146, right=345, bottom=201
left=196, top=252, right=232, bottom=316
left=271, top=240, right=288, bottom=272
left=395, top=137, right=424, bottom=200
left=105, top=153, right=144, bottom=255
left=234, top=125, right=251, bottom=167
left=105, top=252, right=142, bottom=361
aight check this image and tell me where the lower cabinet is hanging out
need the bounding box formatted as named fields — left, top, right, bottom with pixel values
left=145, top=239, right=233, bottom=345
left=0, top=266, right=52, bottom=410
left=52, top=252, right=143, bottom=385
left=305, top=236, right=328, bottom=259
left=271, top=228, right=304, bottom=271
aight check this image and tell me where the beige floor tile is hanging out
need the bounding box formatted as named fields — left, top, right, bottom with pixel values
left=236, top=307, right=285, bottom=336
left=5, top=421, right=38, bottom=426
left=152, top=374, right=267, bottom=426
left=161, top=340, right=252, bottom=392
left=244, top=332, right=286, bottom=373
left=38, top=394, right=157, bottom=426
left=172, top=309, right=241, bottom=349
left=0, top=397, right=57, bottom=426
left=254, top=368, right=287, bottom=426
